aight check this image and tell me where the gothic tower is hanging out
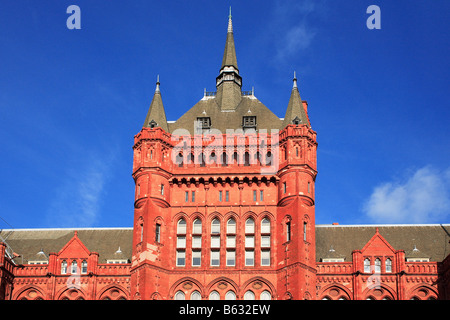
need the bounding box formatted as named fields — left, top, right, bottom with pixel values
left=130, top=10, right=317, bottom=300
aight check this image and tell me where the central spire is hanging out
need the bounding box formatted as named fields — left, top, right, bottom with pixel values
left=216, top=7, right=242, bottom=110
left=221, top=6, right=239, bottom=71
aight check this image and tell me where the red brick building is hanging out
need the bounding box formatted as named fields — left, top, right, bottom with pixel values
left=0, top=13, right=449, bottom=301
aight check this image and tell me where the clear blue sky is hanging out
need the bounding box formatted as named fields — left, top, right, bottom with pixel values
left=0, top=0, right=449, bottom=229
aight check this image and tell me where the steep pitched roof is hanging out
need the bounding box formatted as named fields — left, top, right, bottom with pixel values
left=282, top=74, right=311, bottom=129
left=167, top=95, right=283, bottom=134
left=143, top=77, right=169, bottom=131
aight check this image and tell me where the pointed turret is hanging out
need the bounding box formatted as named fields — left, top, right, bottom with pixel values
left=282, top=72, right=310, bottom=128
left=216, top=7, right=242, bottom=110
left=143, top=75, right=169, bottom=131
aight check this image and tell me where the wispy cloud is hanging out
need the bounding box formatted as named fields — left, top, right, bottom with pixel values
left=363, top=166, right=450, bottom=223
left=46, top=150, right=116, bottom=228
left=271, top=0, right=322, bottom=62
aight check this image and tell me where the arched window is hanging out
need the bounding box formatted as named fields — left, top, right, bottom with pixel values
left=260, top=291, right=271, bottom=300
left=364, top=258, right=371, bottom=273
left=244, top=290, right=255, bottom=300
left=386, top=258, right=392, bottom=273
left=244, top=152, right=250, bottom=166
left=209, top=291, right=220, bottom=300
left=175, top=291, right=185, bottom=300
left=71, top=260, right=78, bottom=274
left=375, top=258, right=381, bottom=273
left=225, top=291, right=236, bottom=300
left=211, top=218, right=220, bottom=234
left=190, top=291, right=201, bottom=300
left=177, top=218, right=186, bottom=234
left=245, top=218, right=255, bottom=234
left=227, top=218, right=236, bottom=234
left=193, top=219, right=202, bottom=234
left=221, top=152, right=228, bottom=167
left=261, top=218, right=270, bottom=234
left=81, top=260, right=87, bottom=274
left=61, top=260, right=67, bottom=274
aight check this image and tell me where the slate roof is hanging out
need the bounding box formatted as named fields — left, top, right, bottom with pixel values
left=167, top=95, right=284, bottom=134
left=316, top=224, right=450, bottom=263
left=0, top=228, right=133, bottom=264
left=2, top=224, right=449, bottom=265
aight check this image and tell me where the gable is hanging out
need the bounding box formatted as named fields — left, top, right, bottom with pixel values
left=57, top=231, right=90, bottom=259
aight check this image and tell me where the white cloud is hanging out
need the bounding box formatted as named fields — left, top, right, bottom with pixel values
left=277, top=25, right=316, bottom=60
left=46, top=151, right=115, bottom=227
left=363, top=166, right=450, bottom=223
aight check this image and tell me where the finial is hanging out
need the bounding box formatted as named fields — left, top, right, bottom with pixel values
left=227, top=7, right=233, bottom=33
left=155, top=74, right=160, bottom=93
left=293, top=71, right=298, bottom=89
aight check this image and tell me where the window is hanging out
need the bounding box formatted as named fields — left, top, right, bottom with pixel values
left=193, top=219, right=202, bottom=234
left=303, top=222, right=307, bottom=241
left=226, top=191, right=229, bottom=201
left=243, top=116, right=256, bottom=128
left=219, top=191, right=223, bottom=202
left=286, top=221, right=291, bottom=242
left=209, top=291, right=220, bottom=300
left=245, top=236, right=255, bottom=248
left=175, top=291, right=185, bottom=300
left=71, top=260, right=78, bottom=274
left=245, top=218, right=255, bottom=234
left=221, top=152, right=228, bottom=167
left=283, top=182, right=287, bottom=194
left=225, top=291, right=236, bottom=300
left=386, top=258, right=392, bottom=273
left=185, top=191, right=189, bottom=202
left=161, top=184, right=164, bottom=196
left=261, top=250, right=270, bottom=266
left=140, top=223, right=144, bottom=242
left=155, top=223, right=161, bottom=243
left=226, top=250, right=236, bottom=266
left=260, top=290, right=271, bottom=300
left=244, top=290, right=255, bottom=300
left=253, top=190, right=257, bottom=201
left=261, top=236, right=270, bottom=248
left=197, top=117, right=211, bottom=129
left=177, top=219, right=186, bottom=234
left=308, top=182, right=311, bottom=193
left=192, top=236, right=202, bottom=248
left=245, top=250, right=254, bottom=266
left=176, top=251, right=185, bottom=266
left=210, top=250, right=220, bottom=266
left=261, top=218, right=270, bottom=234
left=227, top=218, right=236, bottom=234
left=260, top=190, right=264, bottom=201
left=211, top=235, right=220, bottom=248
left=375, top=258, right=381, bottom=273
left=177, top=236, right=186, bottom=248
left=226, top=235, right=236, bottom=248
left=61, top=260, right=67, bottom=274
left=364, top=258, right=371, bottom=273
left=81, top=260, right=87, bottom=274
left=192, top=250, right=201, bottom=267
left=211, top=218, right=220, bottom=234
left=191, top=291, right=201, bottom=300
left=192, top=191, right=196, bottom=202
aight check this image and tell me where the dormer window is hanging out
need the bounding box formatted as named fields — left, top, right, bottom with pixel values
left=242, top=116, right=256, bottom=129
left=149, top=119, right=158, bottom=128
left=197, top=117, right=211, bottom=129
